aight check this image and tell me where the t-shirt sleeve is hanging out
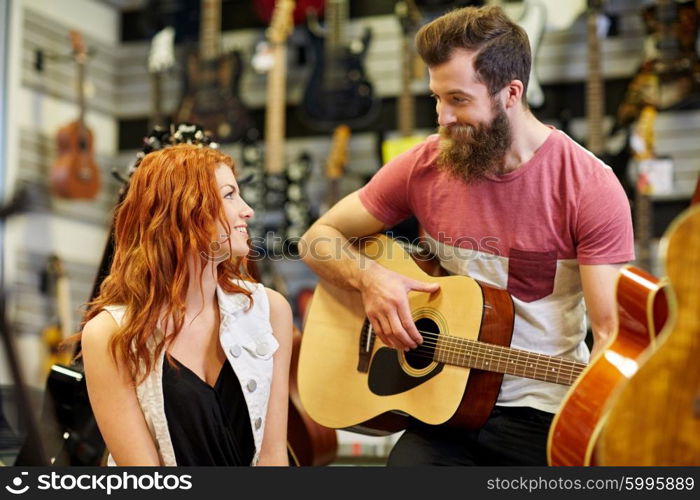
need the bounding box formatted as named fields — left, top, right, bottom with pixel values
left=358, top=148, right=416, bottom=227
left=576, top=168, right=635, bottom=265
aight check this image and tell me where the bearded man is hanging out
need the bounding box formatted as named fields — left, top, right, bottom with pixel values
left=299, top=5, right=634, bottom=466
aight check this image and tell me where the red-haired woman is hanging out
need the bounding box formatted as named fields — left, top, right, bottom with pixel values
left=80, top=144, right=293, bottom=466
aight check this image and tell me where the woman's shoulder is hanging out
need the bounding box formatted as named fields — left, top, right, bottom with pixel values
left=263, top=287, right=292, bottom=317
left=81, top=309, right=120, bottom=354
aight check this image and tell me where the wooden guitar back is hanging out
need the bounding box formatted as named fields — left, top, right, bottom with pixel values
left=596, top=205, right=700, bottom=465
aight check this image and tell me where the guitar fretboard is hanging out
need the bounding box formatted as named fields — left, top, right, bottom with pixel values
left=200, top=0, right=221, bottom=61
left=433, top=335, right=586, bottom=386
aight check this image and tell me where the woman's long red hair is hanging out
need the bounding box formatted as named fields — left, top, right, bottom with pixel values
left=81, top=144, right=254, bottom=384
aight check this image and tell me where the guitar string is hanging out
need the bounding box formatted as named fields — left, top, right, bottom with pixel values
left=369, top=329, right=585, bottom=382
left=377, top=342, right=584, bottom=383
left=399, top=328, right=585, bottom=374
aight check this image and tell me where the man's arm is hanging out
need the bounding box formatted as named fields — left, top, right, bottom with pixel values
left=299, top=191, right=439, bottom=350
left=579, top=263, right=624, bottom=359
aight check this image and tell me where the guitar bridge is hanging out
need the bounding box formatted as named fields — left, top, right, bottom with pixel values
left=357, top=319, right=374, bottom=373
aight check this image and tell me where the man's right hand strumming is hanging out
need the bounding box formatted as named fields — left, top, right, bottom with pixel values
left=299, top=191, right=439, bottom=352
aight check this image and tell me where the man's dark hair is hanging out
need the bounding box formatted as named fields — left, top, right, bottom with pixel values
left=415, top=6, right=531, bottom=103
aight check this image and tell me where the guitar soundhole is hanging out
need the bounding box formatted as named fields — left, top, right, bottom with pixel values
left=404, top=318, right=439, bottom=370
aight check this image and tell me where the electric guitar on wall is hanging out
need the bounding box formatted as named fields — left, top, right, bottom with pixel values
left=50, top=30, right=100, bottom=200
left=174, top=0, right=253, bottom=143
left=299, top=0, right=380, bottom=130
left=298, top=235, right=588, bottom=434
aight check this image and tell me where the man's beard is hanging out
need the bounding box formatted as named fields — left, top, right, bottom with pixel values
left=437, top=101, right=512, bottom=183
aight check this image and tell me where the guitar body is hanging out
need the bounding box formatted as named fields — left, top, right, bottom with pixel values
left=547, top=266, right=668, bottom=466
left=595, top=205, right=700, bottom=465
left=298, top=235, right=514, bottom=434
left=175, top=49, right=252, bottom=143
left=51, top=120, right=100, bottom=199
left=287, top=327, right=338, bottom=466
left=299, top=27, right=380, bottom=130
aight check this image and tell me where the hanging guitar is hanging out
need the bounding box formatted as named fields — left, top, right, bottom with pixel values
left=381, top=0, right=427, bottom=164
left=174, top=0, right=253, bottom=143
left=298, top=234, right=588, bottom=434
left=615, top=0, right=700, bottom=132
left=50, top=30, right=100, bottom=200
left=547, top=265, right=668, bottom=466
left=595, top=202, right=700, bottom=465
left=255, top=1, right=339, bottom=465
left=299, top=0, right=380, bottom=130
left=40, top=254, right=74, bottom=379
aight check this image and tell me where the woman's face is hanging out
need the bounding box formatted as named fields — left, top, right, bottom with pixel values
left=213, top=164, right=254, bottom=259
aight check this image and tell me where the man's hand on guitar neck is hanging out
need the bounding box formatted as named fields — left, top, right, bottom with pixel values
left=358, top=263, right=439, bottom=351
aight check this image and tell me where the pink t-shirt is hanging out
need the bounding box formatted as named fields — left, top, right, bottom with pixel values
left=359, top=130, right=634, bottom=413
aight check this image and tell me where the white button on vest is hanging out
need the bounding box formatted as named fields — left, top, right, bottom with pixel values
left=255, top=341, right=270, bottom=356
left=247, top=379, right=257, bottom=392
left=229, top=345, right=242, bottom=358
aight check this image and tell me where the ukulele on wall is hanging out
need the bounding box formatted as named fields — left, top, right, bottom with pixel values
left=50, top=30, right=100, bottom=200
left=174, top=0, right=253, bottom=143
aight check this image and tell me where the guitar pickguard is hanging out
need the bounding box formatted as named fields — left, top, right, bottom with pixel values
left=367, top=347, right=443, bottom=396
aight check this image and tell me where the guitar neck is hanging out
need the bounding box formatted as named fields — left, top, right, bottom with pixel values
left=77, top=59, right=86, bottom=126
left=264, top=43, right=288, bottom=174
left=325, top=0, right=348, bottom=60
left=585, top=4, right=604, bottom=155
left=150, top=71, right=163, bottom=128
left=200, top=0, right=222, bottom=61
left=434, top=335, right=586, bottom=386
left=398, top=35, right=415, bottom=137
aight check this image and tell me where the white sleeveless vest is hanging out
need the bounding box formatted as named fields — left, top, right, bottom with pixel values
left=103, top=281, right=278, bottom=466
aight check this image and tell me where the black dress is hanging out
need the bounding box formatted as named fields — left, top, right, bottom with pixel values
left=162, top=356, right=255, bottom=465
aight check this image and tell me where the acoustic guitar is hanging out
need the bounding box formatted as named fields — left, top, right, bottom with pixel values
left=50, top=31, right=100, bottom=200
left=174, top=0, right=253, bottom=143
left=297, top=234, right=588, bottom=434
left=547, top=266, right=668, bottom=466
left=299, top=0, right=380, bottom=130
left=594, top=207, right=700, bottom=465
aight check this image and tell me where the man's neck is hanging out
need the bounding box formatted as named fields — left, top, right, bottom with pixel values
left=500, top=108, right=552, bottom=175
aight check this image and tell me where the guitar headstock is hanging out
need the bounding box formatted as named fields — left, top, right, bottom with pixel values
left=69, top=30, right=87, bottom=65
left=148, top=26, right=175, bottom=74
left=267, top=0, right=296, bottom=45
left=325, top=125, right=351, bottom=180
